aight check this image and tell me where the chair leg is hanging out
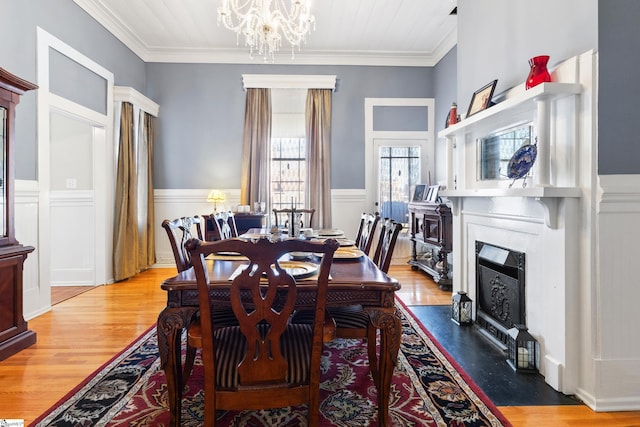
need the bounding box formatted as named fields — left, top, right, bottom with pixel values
left=182, top=345, right=197, bottom=388
left=367, top=324, right=380, bottom=390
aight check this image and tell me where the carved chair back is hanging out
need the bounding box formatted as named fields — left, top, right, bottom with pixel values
left=354, top=212, right=380, bottom=256
left=372, top=218, right=403, bottom=274
left=161, top=216, right=204, bottom=272
left=187, top=236, right=339, bottom=426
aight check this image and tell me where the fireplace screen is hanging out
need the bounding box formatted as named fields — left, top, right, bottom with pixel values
left=475, top=241, right=525, bottom=350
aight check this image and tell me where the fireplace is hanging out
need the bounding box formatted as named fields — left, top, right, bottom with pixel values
left=475, top=241, right=525, bottom=351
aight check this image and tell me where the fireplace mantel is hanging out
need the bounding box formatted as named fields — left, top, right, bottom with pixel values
left=441, top=187, right=581, bottom=228
left=438, top=82, right=583, bottom=195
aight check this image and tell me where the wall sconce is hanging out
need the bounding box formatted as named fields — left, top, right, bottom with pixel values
left=507, top=324, right=538, bottom=373
left=451, top=291, right=472, bottom=325
left=207, top=190, right=226, bottom=212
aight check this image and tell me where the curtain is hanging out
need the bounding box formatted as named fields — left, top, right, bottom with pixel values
left=113, top=102, right=138, bottom=281
left=240, top=88, right=271, bottom=207
left=113, top=104, right=156, bottom=281
left=306, top=89, right=332, bottom=229
left=138, top=111, right=156, bottom=267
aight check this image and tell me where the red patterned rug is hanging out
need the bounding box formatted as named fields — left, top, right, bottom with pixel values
left=31, top=301, right=511, bottom=426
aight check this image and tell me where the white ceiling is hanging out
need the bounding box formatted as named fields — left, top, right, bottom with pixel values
left=73, top=0, right=458, bottom=66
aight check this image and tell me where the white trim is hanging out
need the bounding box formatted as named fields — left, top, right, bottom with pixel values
left=114, top=86, right=160, bottom=117
left=37, top=27, right=115, bottom=314
left=364, top=97, right=435, bottom=212
left=242, top=74, right=337, bottom=90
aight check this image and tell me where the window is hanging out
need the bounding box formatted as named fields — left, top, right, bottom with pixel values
left=270, top=88, right=307, bottom=210
left=271, top=137, right=306, bottom=210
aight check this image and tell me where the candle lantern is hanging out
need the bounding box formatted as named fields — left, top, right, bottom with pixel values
left=507, top=324, right=538, bottom=373
left=451, top=291, right=473, bottom=325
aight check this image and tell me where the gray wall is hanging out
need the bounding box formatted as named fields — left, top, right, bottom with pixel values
left=457, top=0, right=598, bottom=119
left=434, top=46, right=457, bottom=134
left=146, top=64, right=435, bottom=190
left=2, top=0, right=146, bottom=180
left=598, top=0, right=640, bottom=174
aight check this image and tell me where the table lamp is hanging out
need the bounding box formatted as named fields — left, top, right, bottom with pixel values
left=207, top=190, right=226, bottom=212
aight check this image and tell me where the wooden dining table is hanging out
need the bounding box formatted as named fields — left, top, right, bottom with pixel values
left=157, top=231, right=402, bottom=426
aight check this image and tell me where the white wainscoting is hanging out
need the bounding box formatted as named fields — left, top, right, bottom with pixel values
left=588, top=174, right=640, bottom=411
left=50, top=191, right=96, bottom=286
left=153, top=188, right=366, bottom=268
left=16, top=180, right=46, bottom=320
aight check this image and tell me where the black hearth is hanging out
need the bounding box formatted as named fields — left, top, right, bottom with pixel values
left=475, top=241, right=525, bottom=350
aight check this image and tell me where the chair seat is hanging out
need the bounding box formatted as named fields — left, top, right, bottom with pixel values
left=188, top=307, right=240, bottom=348
left=213, top=323, right=313, bottom=389
left=292, top=305, right=370, bottom=330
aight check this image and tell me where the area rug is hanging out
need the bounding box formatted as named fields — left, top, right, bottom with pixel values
left=31, top=301, right=510, bottom=426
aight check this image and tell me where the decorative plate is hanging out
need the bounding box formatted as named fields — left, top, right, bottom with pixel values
left=215, top=251, right=242, bottom=256
left=333, top=247, right=365, bottom=260
left=507, top=143, right=537, bottom=179
left=289, top=251, right=313, bottom=260
left=277, top=261, right=319, bottom=279
left=316, top=229, right=344, bottom=237
left=336, top=238, right=356, bottom=247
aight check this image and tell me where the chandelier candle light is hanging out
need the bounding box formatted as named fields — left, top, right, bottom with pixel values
left=217, top=0, right=315, bottom=62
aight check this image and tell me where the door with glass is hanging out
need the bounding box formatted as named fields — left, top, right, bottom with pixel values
left=376, top=144, right=422, bottom=225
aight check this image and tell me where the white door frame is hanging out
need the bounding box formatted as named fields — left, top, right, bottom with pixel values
left=37, top=28, right=114, bottom=298
left=364, top=98, right=435, bottom=212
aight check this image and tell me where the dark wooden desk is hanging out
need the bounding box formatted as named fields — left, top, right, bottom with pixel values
left=158, top=252, right=401, bottom=426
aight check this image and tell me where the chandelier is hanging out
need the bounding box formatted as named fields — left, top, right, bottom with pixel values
left=217, top=0, right=315, bottom=62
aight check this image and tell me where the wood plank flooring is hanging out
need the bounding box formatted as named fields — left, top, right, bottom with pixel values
left=1, top=265, right=638, bottom=425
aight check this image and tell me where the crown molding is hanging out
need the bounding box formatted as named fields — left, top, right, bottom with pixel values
left=73, top=0, right=148, bottom=60
left=74, top=0, right=456, bottom=67
left=142, top=47, right=444, bottom=67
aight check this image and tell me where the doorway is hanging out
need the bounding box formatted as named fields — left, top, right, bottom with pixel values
left=364, top=98, right=435, bottom=265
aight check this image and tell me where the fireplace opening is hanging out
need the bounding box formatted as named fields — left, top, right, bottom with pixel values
left=475, top=241, right=525, bottom=351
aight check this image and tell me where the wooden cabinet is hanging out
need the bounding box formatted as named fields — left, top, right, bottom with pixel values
left=0, top=68, right=37, bottom=361
left=233, top=213, right=265, bottom=235
left=408, top=201, right=452, bottom=290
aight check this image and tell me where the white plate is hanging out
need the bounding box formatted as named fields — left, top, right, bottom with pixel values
left=333, top=247, right=365, bottom=260
left=277, top=261, right=319, bottom=279
left=336, top=238, right=356, bottom=247
left=215, top=251, right=242, bottom=256
left=316, top=229, right=344, bottom=237
left=290, top=251, right=313, bottom=260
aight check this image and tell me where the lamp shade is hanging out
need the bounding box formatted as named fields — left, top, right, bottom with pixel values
left=207, top=190, right=226, bottom=203
left=207, top=190, right=226, bottom=211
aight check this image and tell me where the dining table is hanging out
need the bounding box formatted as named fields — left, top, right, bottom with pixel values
left=157, top=228, right=402, bottom=426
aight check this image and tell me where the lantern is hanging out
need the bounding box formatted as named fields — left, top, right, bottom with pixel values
left=451, top=291, right=473, bottom=325
left=507, top=324, right=538, bottom=373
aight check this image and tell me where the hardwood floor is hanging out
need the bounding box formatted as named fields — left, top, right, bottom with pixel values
left=1, top=265, right=638, bottom=425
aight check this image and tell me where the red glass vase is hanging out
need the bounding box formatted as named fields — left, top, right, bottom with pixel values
left=525, top=55, right=551, bottom=89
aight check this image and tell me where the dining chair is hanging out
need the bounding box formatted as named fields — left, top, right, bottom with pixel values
left=354, top=212, right=380, bottom=256
left=162, top=216, right=237, bottom=389
left=161, top=216, right=204, bottom=273
left=202, top=211, right=238, bottom=241
left=186, top=236, right=339, bottom=426
left=325, top=219, right=403, bottom=387
left=273, top=208, right=316, bottom=231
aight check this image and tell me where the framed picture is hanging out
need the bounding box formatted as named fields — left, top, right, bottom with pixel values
left=466, top=79, right=498, bottom=118
left=412, top=184, right=426, bottom=202
left=424, top=184, right=440, bottom=203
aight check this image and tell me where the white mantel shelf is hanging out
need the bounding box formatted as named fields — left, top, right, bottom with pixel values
left=438, top=82, right=582, bottom=139
left=441, top=186, right=581, bottom=229
left=441, top=186, right=581, bottom=198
